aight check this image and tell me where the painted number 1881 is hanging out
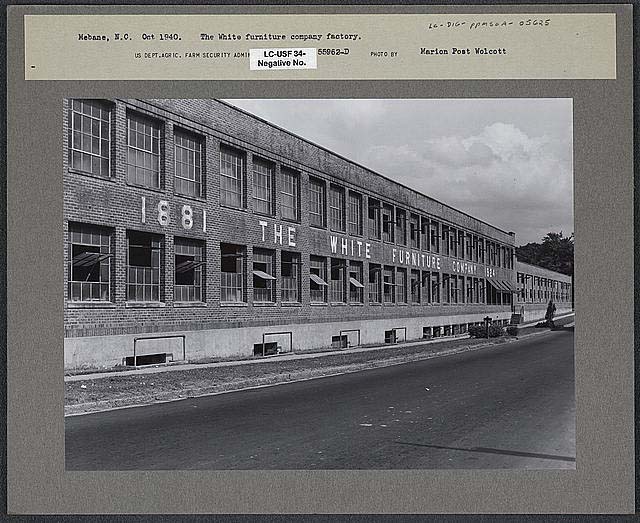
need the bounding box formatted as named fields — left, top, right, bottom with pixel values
left=141, top=196, right=206, bottom=232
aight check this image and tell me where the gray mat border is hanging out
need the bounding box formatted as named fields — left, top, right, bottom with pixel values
left=5, top=2, right=635, bottom=516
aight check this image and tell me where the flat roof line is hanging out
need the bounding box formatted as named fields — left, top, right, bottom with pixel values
left=213, top=99, right=514, bottom=239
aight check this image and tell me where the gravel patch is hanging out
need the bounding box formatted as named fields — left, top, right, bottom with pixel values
left=65, top=335, right=520, bottom=416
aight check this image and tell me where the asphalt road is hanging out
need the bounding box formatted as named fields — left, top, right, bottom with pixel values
left=66, top=328, right=575, bottom=470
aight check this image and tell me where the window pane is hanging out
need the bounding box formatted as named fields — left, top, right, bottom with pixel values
left=70, top=100, right=111, bottom=177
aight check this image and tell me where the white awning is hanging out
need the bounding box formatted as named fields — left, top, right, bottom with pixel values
left=349, top=277, right=364, bottom=288
left=72, top=252, right=112, bottom=267
left=252, top=270, right=276, bottom=280
left=310, top=274, right=328, bottom=286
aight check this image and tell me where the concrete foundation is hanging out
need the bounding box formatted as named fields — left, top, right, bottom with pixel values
left=64, top=310, right=514, bottom=370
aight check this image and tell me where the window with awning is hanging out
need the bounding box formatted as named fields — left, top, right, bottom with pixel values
left=310, top=255, right=328, bottom=303
left=69, top=223, right=113, bottom=302
left=349, top=261, right=364, bottom=303
left=253, top=249, right=275, bottom=303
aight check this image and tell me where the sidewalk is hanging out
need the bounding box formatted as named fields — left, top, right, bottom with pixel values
left=64, top=314, right=573, bottom=416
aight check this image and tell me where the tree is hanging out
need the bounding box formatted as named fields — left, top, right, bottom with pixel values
left=516, top=232, right=574, bottom=276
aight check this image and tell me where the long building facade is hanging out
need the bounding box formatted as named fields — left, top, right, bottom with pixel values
left=63, top=99, right=573, bottom=370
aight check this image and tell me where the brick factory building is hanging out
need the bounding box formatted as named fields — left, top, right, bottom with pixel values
left=63, top=99, right=573, bottom=370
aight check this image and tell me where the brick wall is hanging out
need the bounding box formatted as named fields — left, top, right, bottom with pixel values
left=64, top=98, right=518, bottom=338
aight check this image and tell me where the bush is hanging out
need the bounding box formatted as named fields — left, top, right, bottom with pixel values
left=468, top=324, right=504, bottom=338
left=506, top=326, right=519, bottom=336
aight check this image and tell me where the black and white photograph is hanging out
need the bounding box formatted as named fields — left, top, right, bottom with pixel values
left=63, top=98, right=575, bottom=471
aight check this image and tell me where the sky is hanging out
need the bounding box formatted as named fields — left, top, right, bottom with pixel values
left=223, top=98, right=573, bottom=246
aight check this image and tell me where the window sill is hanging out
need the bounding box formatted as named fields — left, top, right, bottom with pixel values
left=174, top=192, right=206, bottom=204
left=219, top=204, right=248, bottom=213
left=368, top=302, right=382, bottom=306
left=280, top=217, right=301, bottom=225
left=173, top=301, right=207, bottom=308
left=125, top=301, right=166, bottom=308
left=309, top=223, right=327, bottom=230
left=67, top=301, right=116, bottom=309
left=310, top=302, right=328, bottom=306
left=67, top=168, right=115, bottom=182
left=349, top=302, right=365, bottom=306
left=125, top=182, right=165, bottom=194
left=254, top=211, right=276, bottom=219
left=253, top=301, right=277, bottom=307
left=281, top=302, right=303, bottom=307
left=220, top=301, right=248, bottom=307
left=330, top=302, right=347, bottom=306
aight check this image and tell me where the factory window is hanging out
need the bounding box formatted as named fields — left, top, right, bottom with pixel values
left=409, top=214, right=420, bottom=249
left=280, top=167, right=300, bottom=222
left=368, top=264, right=382, bottom=303
left=458, top=231, right=465, bottom=259
left=383, top=265, right=395, bottom=303
left=430, top=220, right=440, bottom=253
left=329, top=258, right=346, bottom=303
left=309, top=177, right=326, bottom=228
left=420, top=217, right=430, bottom=251
left=68, top=223, right=113, bottom=302
left=127, top=113, right=161, bottom=189
left=442, top=226, right=450, bottom=256
left=421, top=271, right=431, bottom=303
left=382, top=204, right=394, bottom=243
left=174, top=238, right=204, bottom=302
left=478, top=278, right=486, bottom=303
left=309, top=255, right=328, bottom=303
left=70, top=100, right=111, bottom=178
left=396, top=268, right=408, bottom=303
left=459, top=276, right=466, bottom=303
left=220, top=243, right=245, bottom=303
left=410, top=269, right=421, bottom=303
left=368, top=198, right=381, bottom=240
left=472, top=236, right=479, bottom=262
left=431, top=272, right=440, bottom=303
left=467, top=276, right=473, bottom=303
left=329, top=184, right=346, bottom=232
left=220, top=145, right=245, bottom=209
left=466, top=234, right=473, bottom=260
left=395, top=208, right=407, bottom=246
left=349, top=261, right=364, bottom=303
left=449, top=274, right=458, bottom=304
left=479, top=238, right=486, bottom=264
left=127, top=231, right=162, bottom=302
left=348, top=191, right=363, bottom=236
left=252, top=158, right=274, bottom=216
left=174, top=129, right=203, bottom=198
left=253, top=248, right=275, bottom=303
left=449, top=227, right=458, bottom=258
left=281, top=251, right=301, bottom=303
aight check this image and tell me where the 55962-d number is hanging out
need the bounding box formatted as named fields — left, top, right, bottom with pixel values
left=318, top=48, right=350, bottom=56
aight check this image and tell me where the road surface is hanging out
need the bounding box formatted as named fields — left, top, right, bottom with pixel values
left=66, top=327, right=575, bottom=470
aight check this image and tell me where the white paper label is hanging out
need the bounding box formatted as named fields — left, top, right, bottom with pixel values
left=249, top=48, right=317, bottom=70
